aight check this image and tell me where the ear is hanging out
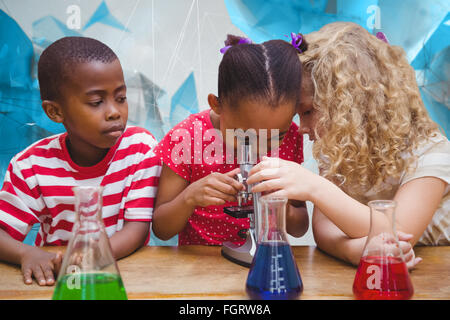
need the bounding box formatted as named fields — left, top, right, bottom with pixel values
left=207, top=94, right=222, bottom=115
left=42, top=100, right=64, bottom=123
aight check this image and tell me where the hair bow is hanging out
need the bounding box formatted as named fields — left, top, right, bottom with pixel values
left=220, top=37, right=253, bottom=54
left=285, top=33, right=303, bottom=53
left=375, top=32, right=389, bottom=44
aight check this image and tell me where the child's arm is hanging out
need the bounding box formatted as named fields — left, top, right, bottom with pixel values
left=286, top=200, right=309, bottom=237
left=109, top=221, right=150, bottom=259
left=312, top=207, right=422, bottom=269
left=152, top=164, right=243, bottom=240
left=0, top=160, right=63, bottom=285
left=0, top=228, right=62, bottom=285
left=249, top=157, right=446, bottom=244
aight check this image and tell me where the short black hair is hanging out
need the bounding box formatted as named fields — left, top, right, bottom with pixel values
left=38, top=36, right=118, bottom=101
left=218, top=34, right=307, bottom=109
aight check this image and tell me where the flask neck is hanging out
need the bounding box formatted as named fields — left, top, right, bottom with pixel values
left=367, top=201, right=397, bottom=238
left=259, top=197, right=288, bottom=243
left=73, top=186, right=103, bottom=227
left=363, top=200, right=402, bottom=259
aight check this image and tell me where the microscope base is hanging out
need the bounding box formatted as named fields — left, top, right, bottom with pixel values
left=221, top=234, right=256, bottom=268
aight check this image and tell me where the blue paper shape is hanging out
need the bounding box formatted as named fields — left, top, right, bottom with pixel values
left=411, top=12, right=450, bottom=70
left=421, top=88, right=450, bottom=137
left=32, top=15, right=82, bottom=48
left=0, top=10, right=65, bottom=184
left=170, top=72, right=199, bottom=127
left=224, top=0, right=378, bottom=43
left=0, top=10, right=34, bottom=89
left=125, top=72, right=166, bottom=141
left=83, top=0, right=130, bottom=32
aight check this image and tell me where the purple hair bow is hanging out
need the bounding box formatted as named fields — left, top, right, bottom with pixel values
left=220, top=37, right=253, bottom=54
left=375, top=32, right=389, bottom=44
left=285, top=32, right=303, bottom=53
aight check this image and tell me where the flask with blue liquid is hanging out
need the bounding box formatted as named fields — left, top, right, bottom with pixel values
left=245, top=197, right=303, bottom=300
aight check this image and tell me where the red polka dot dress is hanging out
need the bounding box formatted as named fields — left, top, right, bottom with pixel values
left=154, top=109, right=304, bottom=246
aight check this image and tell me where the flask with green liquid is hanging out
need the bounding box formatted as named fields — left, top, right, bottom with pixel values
left=53, top=186, right=127, bottom=300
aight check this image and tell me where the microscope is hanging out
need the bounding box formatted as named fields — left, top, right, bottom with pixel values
left=221, top=137, right=261, bottom=267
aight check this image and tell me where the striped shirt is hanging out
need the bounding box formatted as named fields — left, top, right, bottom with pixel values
left=0, top=126, right=161, bottom=246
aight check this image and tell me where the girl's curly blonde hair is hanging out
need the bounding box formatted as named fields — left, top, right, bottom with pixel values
left=299, top=22, right=439, bottom=198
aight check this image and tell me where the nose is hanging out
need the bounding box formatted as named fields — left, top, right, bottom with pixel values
left=298, top=120, right=310, bottom=136
left=105, top=101, right=121, bottom=121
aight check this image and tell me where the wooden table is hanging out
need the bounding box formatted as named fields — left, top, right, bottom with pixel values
left=0, top=246, right=448, bottom=300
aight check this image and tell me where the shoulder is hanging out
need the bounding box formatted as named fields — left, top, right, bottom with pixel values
left=168, top=110, right=210, bottom=133
left=157, top=110, right=210, bottom=148
left=120, top=126, right=158, bottom=149
left=284, top=121, right=303, bottom=148
left=414, top=132, right=450, bottom=156
left=402, top=132, right=450, bottom=185
left=277, top=121, right=303, bottom=163
left=14, top=133, right=65, bottom=164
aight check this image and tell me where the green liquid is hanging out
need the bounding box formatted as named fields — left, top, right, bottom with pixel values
left=52, top=273, right=128, bottom=300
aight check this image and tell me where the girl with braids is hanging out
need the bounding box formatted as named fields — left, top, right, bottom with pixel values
left=152, top=35, right=309, bottom=245
left=248, top=22, right=449, bottom=269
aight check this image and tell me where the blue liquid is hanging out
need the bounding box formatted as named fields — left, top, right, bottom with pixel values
left=246, top=241, right=303, bottom=300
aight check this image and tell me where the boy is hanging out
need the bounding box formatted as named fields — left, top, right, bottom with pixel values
left=0, top=37, right=161, bottom=286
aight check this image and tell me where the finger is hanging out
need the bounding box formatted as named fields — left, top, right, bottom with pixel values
left=402, top=249, right=414, bottom=263
left=32, top=266, right=47, bottom=286
left=413, top=257, right=423, bottom=268
left=406, top=256, right=422, bottom=270
left=399, top=241, right=412, bottom=255
left=22, top=267, right=33, bottom=285
left=397, top=231, right=413, bottom=241
left=250, top=178, right=283, bottom=194
left=42, top=264, right=55, bottom=285
left=224, top=167, right=241, bottom=177
left=247, top=167, right=281, bottom=185
left=53, top=251, right=63, bottom=275
left=211, top=178, right=243, bottom=195
left=249, top=158, right=282, bottom=176
left=204, top=186, right=237, bottom=203
left=75, top=253, right=83, bottom=265
left=221, top=175, right=245, bottom=192
left=202, top=196, right=227, bottom=206
left=259, top=189, right=288, bottom=200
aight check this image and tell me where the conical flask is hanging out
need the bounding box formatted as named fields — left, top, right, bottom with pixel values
left=245, top=197, right=303, bottom=300
left=53, top=186, right=127, bottom=300
left=353, top=200, right=414, bottom=300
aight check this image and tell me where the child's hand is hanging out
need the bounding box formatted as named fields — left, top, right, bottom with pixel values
left=247, top=156, right=316, bottom=201
left=20, top=246, right=63, bottom=286
left=185, top=168, right=244, bottom=207
left=397, top=231, right=422, bottom=270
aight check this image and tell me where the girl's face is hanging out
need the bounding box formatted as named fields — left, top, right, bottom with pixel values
left=211, top=96, right=296, bottom=154
left=298, top=73, right=320, bottom=141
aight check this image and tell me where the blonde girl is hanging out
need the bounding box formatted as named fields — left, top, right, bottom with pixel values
left=248, top=22, right=450, bottom=269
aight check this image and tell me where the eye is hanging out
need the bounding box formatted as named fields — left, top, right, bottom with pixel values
left=117, top=96, right=127, bottom=103
left=302, top=110, right=312, bottom=116
left=89, top=100, right=103, bottom=107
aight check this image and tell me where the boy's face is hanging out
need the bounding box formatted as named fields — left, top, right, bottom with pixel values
left=59, top=59, right=128, bottom=150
